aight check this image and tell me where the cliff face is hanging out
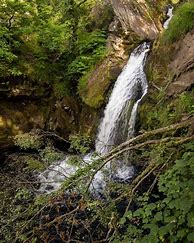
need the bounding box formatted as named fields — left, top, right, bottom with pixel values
left=147, top=26, right=194, bottom=98
left=79, top=32, right=130, bottom=109
left=0, top=0, right=168, bottom=149
left=110, top=0, right=161, bottom=40
left=0, top=82, right=79, bottom=154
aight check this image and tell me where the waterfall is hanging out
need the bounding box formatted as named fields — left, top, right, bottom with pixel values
left=38, top=43, right=150, bottom=194
left=163, top=5, right=174, bottom=29
left=95, top=43, right=150, bottom=155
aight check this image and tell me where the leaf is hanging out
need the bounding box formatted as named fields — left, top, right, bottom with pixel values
left=187, top=232, right=194, bottom=241
left=187, top=211, right=194, bottom=227
left=154, top=212, right=163, bottom=222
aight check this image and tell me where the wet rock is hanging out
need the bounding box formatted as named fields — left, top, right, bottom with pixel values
left=0, top=100, right=47, bottom=137
left=80, top=56, right=127, bottom=109
left=79, top=0, right=165, bottom=109
left=79, top=31, right=131, bottom=109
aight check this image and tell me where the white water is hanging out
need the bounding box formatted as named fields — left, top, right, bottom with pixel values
left=96, top=43, right=150, bottom=155
left=38, top=43, right=150, bottom=195
left=163, top=5, right=174, bottom=29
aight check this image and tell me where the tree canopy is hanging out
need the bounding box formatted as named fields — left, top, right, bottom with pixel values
left=0, top=0, right=111, bottom=96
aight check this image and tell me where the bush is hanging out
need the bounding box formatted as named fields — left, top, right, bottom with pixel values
left=53, top=81, right=70, bottom=98
left=116, top=145, right=194, bottom=242
left=163, top=2, right=194, bottom=43
left=14, top=132, right=43, bottom=150
left=69, top=134, right=92, bottom=154
left=67, top=30, right=106, bottom=78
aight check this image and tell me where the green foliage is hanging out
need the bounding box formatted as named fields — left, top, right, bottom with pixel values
left=14, top=132, right=43, bottom=150
left=67, top=30, right=106, bottom=78
left=0, top=0, right=109, bottom=101
left=26, top=158, right=46, bottom=171
left=53, top=81, right=70, bottom=98
left=67, top=155, right=84, bottom=166
left=140, top=92, right=194, bottom=130
left=171, top=0, right=180, bottom=3
left=15, top=188, right=32, bottom=201
left=171, top=92, right=194, bottom=120
left=39, top=146, right=64, bottom=163
left=116, top=144, right=194, bottom=242
left=69, top=134, right=92, bottom=154
left=14, top=131, right=64, bottom=168
left=163, top=1, right=194, bottom=43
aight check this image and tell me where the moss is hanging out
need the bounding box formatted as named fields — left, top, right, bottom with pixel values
left=78, top=57, right=114, bottom=109
left=53, top=81, right=70, bottom=98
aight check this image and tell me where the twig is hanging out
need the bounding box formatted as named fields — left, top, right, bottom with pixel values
left=125, top=163, right=159, bottom=213
left=85, top=136, right=181, bottom=192
left=44, top=206, right=80, bottom=227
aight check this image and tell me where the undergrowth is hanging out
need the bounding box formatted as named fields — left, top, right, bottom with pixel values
left=2, top=119, right=194, bottom=242
left=115, top=144, right=194, bottom=243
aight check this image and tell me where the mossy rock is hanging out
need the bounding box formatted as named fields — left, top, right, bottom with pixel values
left=78, top=56, right=126, bottom=109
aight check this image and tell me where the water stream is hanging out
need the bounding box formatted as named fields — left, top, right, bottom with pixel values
left=96, top=43, right=150, bottom=155
left=163, top=5, right=174, bottom=29
left=38, top=43, right=150, bottom=194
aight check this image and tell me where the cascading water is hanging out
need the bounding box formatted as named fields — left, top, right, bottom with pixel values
left=163, top=5, right=174, bottom=29
left=95, top=43, right=150, bottom=155
left=38, top=43, right=150, bottom=195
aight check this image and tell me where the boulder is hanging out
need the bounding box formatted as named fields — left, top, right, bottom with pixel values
left=79, top=34, right=129, bottom=109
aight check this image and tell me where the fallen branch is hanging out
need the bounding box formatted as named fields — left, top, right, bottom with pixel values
left=44, top=206, right=80, bottom=227
left=39, top=130, right=70, bottom=144
left=103, top=118, right=193, bottom=159
left=86, top=134, right=194, bottom=192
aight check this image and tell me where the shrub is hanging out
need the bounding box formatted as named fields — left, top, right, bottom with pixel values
left=39, top=146, right=64, bottom=163
left=69, top=134, right=92, bottom=154
left=14, top=132, right=43, bottom=150
left=53, top=81, right=70, bottom=98
left=67, top=30, right=106, bottom=78
left=116, top=145, right=194, bottom=242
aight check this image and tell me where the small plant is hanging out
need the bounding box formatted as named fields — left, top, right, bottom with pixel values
left=69, top=134, right=92, bottom=154
left=67, top=155, right=84, bottom=166
left=39, top=146, right=64, bottom=163
left=14, top=132, right=43, bottom=150
left=15, top=188, right=32, bottom=201
left=116, top=145, right=194, bottom=242
left=26, top=158, right=46, bottom=171
left=67, top=30, right=106, bottom=80
left=53, top=81, right=70, bottom=98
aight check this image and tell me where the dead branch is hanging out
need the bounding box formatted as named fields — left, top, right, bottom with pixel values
left=39, top=130, right=69, bottom=144
left=86, top=133, right=194, bottom=193
left=44, top=206, right=80, bottom=227
left=103, top=118, right=193, bottom=159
